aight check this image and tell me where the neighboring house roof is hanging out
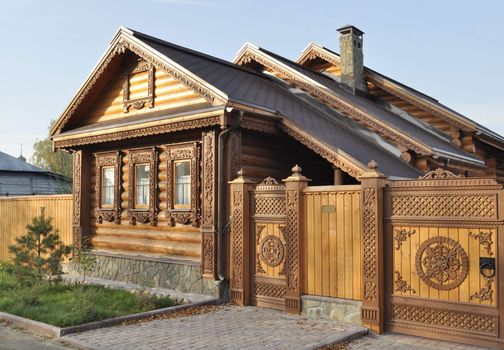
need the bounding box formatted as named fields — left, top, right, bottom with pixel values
left=0, top=151, right=46, bottom=172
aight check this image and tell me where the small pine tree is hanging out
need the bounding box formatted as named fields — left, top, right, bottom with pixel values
left=9, top=207, right=71, bottom=281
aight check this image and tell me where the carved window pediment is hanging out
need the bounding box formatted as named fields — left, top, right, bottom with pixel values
left=166, top=142, right=200, bottom=227
left=127, top=147, right=158, bottom=225
left=123, top=60, right=155, bottom=113
left=94, top=151, right=121, bottom=224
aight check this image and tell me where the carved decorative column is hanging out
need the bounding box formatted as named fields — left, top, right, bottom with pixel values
left=201, top=130, right=218, bottom=278
left=360, top=161, right=387, bottom=333
left=229, top=169, right=255, bottom=305
left=72, top=149, right=91, bottom=250
left=283, top=165, right=310, bottom=313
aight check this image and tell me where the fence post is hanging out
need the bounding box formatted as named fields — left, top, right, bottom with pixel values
left=283, top=165, right=310, bottom=313
left=229, top=169, right=255, bottom=305
left=360, top=161, right=387, bottom=333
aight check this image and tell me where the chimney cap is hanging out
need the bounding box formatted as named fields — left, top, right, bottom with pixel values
left=337, top=25, right=364, bottom=37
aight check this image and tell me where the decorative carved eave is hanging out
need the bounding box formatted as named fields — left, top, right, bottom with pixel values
left=53, top=109, right=223, bottom=149
left=296, top=44, right=477, bottom=133
left=51, top=27, right=227, bottom=137
left=279, top=120, right=368, bottom=179
left=234, top=44, right=432, bottom=157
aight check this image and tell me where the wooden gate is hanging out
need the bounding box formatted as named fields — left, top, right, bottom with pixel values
left=384, top=171, right=504, bottom=347
left=250, top=178, right=287, bottom=309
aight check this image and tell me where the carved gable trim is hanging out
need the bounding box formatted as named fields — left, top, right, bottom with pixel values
left=52, top=32, right=226, bottom=136
left=127, top=147, right=158, bottom=225
left=166, top=142, right=200, bottom=227
left=235, top=47, right=431, bottom=156
left=94, top=151, right=122, bottom=224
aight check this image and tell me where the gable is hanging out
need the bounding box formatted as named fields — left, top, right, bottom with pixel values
left=66, top=53, right=213, bottom=130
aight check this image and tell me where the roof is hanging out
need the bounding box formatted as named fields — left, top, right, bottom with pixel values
left=0, top=151, right=46, bottom=172
left=133, top=31, right=422, bottom=178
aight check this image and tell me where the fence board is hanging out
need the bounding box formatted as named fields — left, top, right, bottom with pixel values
left=0, top=195, right=72, bottom=260
left=304, top=186, right=361, bottom=300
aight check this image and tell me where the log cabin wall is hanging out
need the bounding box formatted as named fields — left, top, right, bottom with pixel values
left=240, top=129, right=342, bottom=185
left=67, top=53, right=212, bottom=130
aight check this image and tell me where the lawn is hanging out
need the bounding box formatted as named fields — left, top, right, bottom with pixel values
left=0, top=270, right=175, bottom=327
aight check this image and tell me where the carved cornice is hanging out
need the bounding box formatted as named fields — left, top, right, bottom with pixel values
left=53, top=34, right=226, bottom=135
left=241, top=118, right=278, bottom=135
left=297, top=45, right=474, bottom=133
left=279, top=122, right=366, bottom=179
left=54, top=114, right=222, bottom=149
left=236, top=48, right=431, bottom=156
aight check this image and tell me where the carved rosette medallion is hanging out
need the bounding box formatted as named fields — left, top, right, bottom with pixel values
left=415, top=236, right=468, bottom=291
left=259, top=235, right=285, bottom=267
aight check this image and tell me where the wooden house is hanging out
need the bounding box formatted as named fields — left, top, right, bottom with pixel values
left=0, top=150, right=71, bottom=196
left=51, top=26, right=504, bottom=347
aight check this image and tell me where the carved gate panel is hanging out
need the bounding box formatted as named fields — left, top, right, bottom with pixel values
left=249, top=178, right=287, bottom=310
left=384, top=171, right=504, bottom=347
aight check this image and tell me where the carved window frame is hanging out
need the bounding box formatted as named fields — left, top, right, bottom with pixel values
left=127, top=147, right=158, bottom=225
left=94, top=151, right=122, bottom=224
left=122, top=61, right=155, bottom=113
left=166, top=142, right=200, bottom=227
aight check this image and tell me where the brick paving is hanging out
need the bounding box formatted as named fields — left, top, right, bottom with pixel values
left=347, top=333, right=494, bottom=350
left=63, top=305, right=366, bottom=350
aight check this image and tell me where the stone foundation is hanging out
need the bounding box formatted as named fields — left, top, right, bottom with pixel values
left=70, top=251, right=220, bottom=298
left=301, top=295, right=361, bottom=325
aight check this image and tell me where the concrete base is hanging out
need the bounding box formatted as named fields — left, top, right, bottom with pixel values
left=69, top=251, right=220, bottom=298
left=301, top=295, right=362, bottom=325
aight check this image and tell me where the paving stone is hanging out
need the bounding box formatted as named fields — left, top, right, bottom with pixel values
left=0, top=323, right=75, bottom=350
left=63, top=305, right=366, bottom=350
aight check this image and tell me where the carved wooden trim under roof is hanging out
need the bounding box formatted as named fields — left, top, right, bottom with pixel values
left=235, top=47, right=432, bottom=156
left=296, top=44, right=475, bottom=133
left=52, top=32, right=226, bottom=136
left=53, top=112, right=223, bottom=149
left=279, top=121, right=366, bottom=179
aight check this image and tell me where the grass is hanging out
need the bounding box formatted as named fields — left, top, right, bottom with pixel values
left=0, top=270, right=175, bottom=327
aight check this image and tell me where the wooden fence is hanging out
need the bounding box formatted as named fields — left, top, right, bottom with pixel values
left=304, top=185, right=361, bottom=300
left=0, top=195, right=73, bottom=260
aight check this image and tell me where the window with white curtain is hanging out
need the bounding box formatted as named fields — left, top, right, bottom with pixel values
left=135, top=164, right=150, bottom=207
left=101, top=167, right=115, bottom=207
left=174, top=160, right=190, bottom=208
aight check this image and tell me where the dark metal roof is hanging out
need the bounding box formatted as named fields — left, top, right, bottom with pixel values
left=0, top=151, right=45, bottom=172
left=132, top=32, right=422, bottom=178
left=257, top=47, right=482, bottom=164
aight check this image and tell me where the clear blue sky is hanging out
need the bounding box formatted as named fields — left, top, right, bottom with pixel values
left=1, top=0, right=503, bottom=160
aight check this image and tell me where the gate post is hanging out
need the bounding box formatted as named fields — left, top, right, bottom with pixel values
left=283, top=165, right=310, bottom=313
left=360, top=161, right=387, bottom=333
left=229, top=169, right=255, bottom=305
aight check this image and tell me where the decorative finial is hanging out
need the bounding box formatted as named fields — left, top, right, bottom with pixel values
left=291, top=164, right=302, bottom=174
left=236, top=168, right=245, bottom=178
left=367, top=160, right=378, bottom=170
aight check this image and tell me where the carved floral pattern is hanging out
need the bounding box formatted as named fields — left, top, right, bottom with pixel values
left=470, top=278, right=494, bottom=303
left=395, top=271, right=416, bottom=294
left=419, top=168, right=461, bottom=179
left=469, top=231, right=494, bottom=256
left=415, top=236, right=468, bottom=291
left=259, top=235, right=285, bottom=267
left=394, top=229, right=415, bottom=250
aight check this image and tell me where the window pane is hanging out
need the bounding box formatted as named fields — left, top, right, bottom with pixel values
left=175, top=161, right=190, bottom=206
left=135, top=164, right=150, bottom=206
left=101, top=167, right=115, bottom=206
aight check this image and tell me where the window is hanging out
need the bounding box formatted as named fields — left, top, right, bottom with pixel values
left=174, top=161, right=191, bottom=208
left=135, top=164, right=150, bottom=207
left=101, top=167, right=115, bottom=207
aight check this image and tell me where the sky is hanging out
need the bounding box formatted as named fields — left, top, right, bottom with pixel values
left=0, top=0, right=503, bottom=161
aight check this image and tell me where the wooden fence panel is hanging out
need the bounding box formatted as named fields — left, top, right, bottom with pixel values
left=303, top=185, right=361, bottom=300
left=0, top=195, right=72, bottom=260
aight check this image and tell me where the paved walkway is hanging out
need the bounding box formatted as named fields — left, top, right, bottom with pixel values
left=347, top=333, right=493, bottom=350
left=63, top=305, right=366, bottom=350
left=0, top=322, right=76, bottom=350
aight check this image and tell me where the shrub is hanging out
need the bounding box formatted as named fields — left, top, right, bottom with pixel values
left=8, top=207, right=71, bottom=282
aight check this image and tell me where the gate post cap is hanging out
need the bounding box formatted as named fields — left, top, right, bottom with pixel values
left=283, top=164, right=311, bottom=182
left=229, top=168, right=255, bottom=184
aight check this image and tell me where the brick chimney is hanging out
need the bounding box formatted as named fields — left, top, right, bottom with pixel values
left=337, top=25, right=367, bottom=93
